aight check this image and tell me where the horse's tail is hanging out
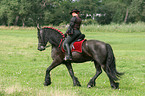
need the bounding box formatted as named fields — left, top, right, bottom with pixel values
left=106, top=44, right=124, bottom=81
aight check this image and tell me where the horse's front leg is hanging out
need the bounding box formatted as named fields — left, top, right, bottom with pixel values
left=44, top=60, right=61, bottom=86
left=65, top=62, right=81, bottom=86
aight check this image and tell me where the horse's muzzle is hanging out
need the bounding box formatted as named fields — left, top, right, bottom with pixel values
left=38, top=46, right=45, bottom=51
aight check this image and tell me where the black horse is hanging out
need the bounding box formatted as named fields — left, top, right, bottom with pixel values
left=37, top=26, right=124, bottom=89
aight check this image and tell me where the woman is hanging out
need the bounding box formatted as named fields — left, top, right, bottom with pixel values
left=64, top=9, right=82, bottom=61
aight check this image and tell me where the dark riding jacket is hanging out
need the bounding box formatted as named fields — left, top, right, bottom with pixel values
left=63, top=16, right=82, bottom=51
left=66, top=16, right=82, bottom=35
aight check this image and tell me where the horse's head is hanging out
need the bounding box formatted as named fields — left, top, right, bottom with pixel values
left=37, top=26, right=65, bottom=51
left=37, top=27, right=46, bottom=51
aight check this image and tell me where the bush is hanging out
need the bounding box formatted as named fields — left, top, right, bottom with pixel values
left=82, top=19, right=97, bottom=25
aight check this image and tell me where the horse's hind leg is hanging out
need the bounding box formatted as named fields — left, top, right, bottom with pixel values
left=87, top=61, right=102, bottom=88
left=65, top=62, right=81, bottom=86
left=102, top=66, right=119, bottom=89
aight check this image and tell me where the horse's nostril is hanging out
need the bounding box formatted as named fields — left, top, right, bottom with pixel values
left=41, top=46, right=44, bottom=49
left=38, top=46, right=45, bottom=51
left=38, top=48, right=42, bottom=51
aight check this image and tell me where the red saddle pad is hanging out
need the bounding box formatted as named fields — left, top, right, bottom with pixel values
left=62, top=39, right=86, bottom=53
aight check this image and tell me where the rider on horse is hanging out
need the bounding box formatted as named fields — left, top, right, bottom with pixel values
left=64, top=9, right=82, bottom=61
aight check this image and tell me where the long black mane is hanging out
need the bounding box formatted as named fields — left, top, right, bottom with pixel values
left=42, top=27, right=65, bottom=47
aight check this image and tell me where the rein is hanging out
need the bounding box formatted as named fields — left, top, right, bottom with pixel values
left=45, top=43, right=51, bottom=48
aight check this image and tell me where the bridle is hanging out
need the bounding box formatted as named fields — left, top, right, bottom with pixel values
left=38, top=29, right=47, bottom=47
left=38, top=27, right=65, bottom=49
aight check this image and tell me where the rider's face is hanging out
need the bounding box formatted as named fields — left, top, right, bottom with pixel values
left=72, top=12, right=78, bottom=17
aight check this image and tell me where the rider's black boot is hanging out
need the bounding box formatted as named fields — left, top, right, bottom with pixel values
left=64, top=44, right=72, bottom=61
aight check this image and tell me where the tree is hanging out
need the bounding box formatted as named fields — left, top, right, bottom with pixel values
left=96, top=0, right=144, bottom=24
left=77, top=0, right=100, bottom=20
left=0, top=0, right=8, bottom=25
left=96, top=1, right=126, bottom=24
left=18, top=0, right=32, bottom=27
left=119, top=0, right=144, bottom=23
left=5, top=0, right=19, bottom=26
left=127, top=0, right=144, bottom=23
left=0, top=0, right=144, bottom=26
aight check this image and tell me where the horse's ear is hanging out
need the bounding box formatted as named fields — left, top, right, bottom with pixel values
left=37, top=24, right=41, bottom=31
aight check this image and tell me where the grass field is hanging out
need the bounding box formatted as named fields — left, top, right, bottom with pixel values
left=0, top=23, right=145, bottom=96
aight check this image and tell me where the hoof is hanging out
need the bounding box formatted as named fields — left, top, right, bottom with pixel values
left=74, top=83, right=81, bottom=87
left=87, top=85, right=92, bottom=88
left=44, top=82, right=51, bottom=86
left=87, top=81, right=96, bottom=88
left=111, top=83, right=119, bottom=89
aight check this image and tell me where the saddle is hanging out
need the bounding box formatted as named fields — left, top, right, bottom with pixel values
left=62, top=34, right=86, bottom=53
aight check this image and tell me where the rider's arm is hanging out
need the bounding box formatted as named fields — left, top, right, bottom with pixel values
left=66, top=16, right=77, bottom=34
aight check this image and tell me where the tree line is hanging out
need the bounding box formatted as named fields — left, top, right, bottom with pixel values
left=0, top=0, right=144, bottom=27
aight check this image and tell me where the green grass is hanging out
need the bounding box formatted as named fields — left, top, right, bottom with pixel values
left=0, top=23, right=145, bottom=96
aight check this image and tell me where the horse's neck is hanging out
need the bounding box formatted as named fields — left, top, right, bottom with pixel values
left=46, top=30, right=63, bottom=47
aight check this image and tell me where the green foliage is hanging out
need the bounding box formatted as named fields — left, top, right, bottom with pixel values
left=0, top=0, right=144, bottom=26
left=96, top=0, right=145, bottom=24
left=127, top=0, right=144, bottom=23
left=82, top=19, right=97, bottom=25
left=95, top=5, right=112, bottom=24
left=96, top=1, right=126, bottom=24
left=77, top=0, right=99, bottom=14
